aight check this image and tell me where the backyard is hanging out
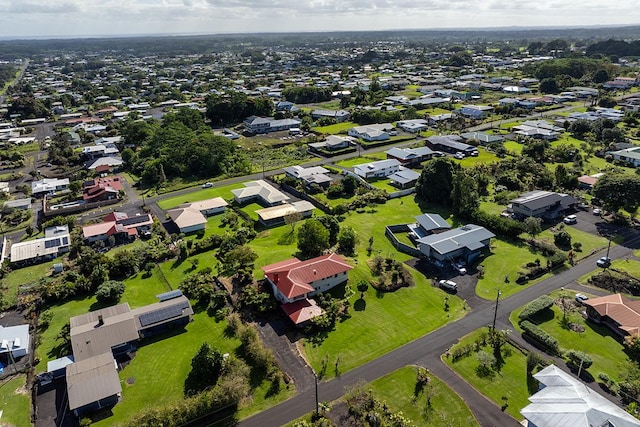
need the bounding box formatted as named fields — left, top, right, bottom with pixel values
left=0, top=374, right=31, bottom=427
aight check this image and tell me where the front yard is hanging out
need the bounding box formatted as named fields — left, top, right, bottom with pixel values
left=0, top=375, right=31, bottom=427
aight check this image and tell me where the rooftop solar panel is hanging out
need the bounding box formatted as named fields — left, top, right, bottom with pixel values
left=118, top=215, right=151, bottom=227
left=156, top=289, right=183, bottom=302
left=139, top=304, right=187, bottom=328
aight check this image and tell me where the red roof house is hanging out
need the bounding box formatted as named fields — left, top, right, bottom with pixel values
left=82, top=176, right=123, bottom=203
left=262, top=253, right=353, bottom=325
left=585, top=293, right=640, bottom=336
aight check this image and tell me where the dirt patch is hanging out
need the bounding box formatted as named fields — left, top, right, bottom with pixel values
left=568, top=322, right=585, bottom=333
left=14, top=384, right=29, bottom=395
left=126, top=377, right=135, bottom=385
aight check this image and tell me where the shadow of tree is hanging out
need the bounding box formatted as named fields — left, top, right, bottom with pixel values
left=353, top=298, right=366, bottom=311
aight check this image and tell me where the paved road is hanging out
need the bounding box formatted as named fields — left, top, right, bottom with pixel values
left=238, top=233, right=640, bottom=427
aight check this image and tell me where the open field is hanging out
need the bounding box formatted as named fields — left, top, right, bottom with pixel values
left=335, top=152, right=387, bottom=168
left=314, top=121, right=357, bottom=135
left=156, top=182, right=244, bottom=210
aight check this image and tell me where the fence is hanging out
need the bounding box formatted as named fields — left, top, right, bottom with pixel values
left=42, top=196, right=120, bottom=218
left=385, top=224, right=421, bottom=257
left=280, top=182, right=332, bottom=214
left=388, top=188, right=415, bottom=199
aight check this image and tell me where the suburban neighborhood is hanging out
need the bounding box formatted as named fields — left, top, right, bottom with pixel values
left=1, top=25, right=640, bottom=427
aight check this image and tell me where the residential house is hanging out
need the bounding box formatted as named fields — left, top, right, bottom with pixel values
left=256, top=200, right=315, bottom=227
left=66, top=292, right=193, bottom=415
left=232, top=180, right=290, bottom=206
left=426, top=135, right=478, bottom=156
left=262, top=253, right=353, bottom=324
left=460, top=131, right=504, bottom=145
left=416, top=224, right=495, bottom=264
left=168, top=197, right=228, bottom=233
left=308, top=135, right=354, bottom=153
left=348, top=123, right=393, bottom=142
left=456, top=105, right=493, bottom=119
left=354, top=159, right=401, bottom=179
left=396, top=119, right=429, bottom=133
left=521, top=364, right=640, bottom=427
left=509, top=190, right=577, bottom=222
left=385, top=147, right=434, bottom=167
left=86, top=156, right=124, bottom=172
left=407, top=213, right=451, bottom=241
left=577, top=174, right=601, bottom=190
left=388, top=168, right=421, bottom=189
left=3, top=198, right=32, bottom=211
left=32, top=178, right=70, bottom=196
left=275, top=101, right=296, bottom=112
left=81, top=212, right=153, bottom=243
left=513, top=120, right=563, bottom=140
left=427, top=113, right=453, bottom=125
left=81, top=143, right=119, bottom=160
left=82, top=176, right=123, bottom=203
left=311, top=109, right=350, bottom=122
left=610, top=146, right=640, bottom=167
left=244, top=116, right=302, bottom=134
left=10, top=225, right=70, bottom=265
left=283, top=165, right=333, bottom=188
left=0, top=324, right=30, bottom=360
left=0, top=182, right=9, bottom=194
left=584, top=294, right=640, bottom=337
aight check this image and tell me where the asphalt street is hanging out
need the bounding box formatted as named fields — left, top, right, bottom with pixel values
left=238, top=233, right=640, bottom=427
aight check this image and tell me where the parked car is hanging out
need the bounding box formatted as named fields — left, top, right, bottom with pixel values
left=596, top=256, right=611, bottom=268
left=575, top=294, right=589, bottom=304
left=202, top=182, right=213, bottom=188
left=438, top=279, right=457, bottom=292
left=592, top=208, right=602, bottom=216
left=563, top=215, right=577, bottom=225
left=433, top=151, right=445, bottom=157
left=470, top=150, right=479, bottom=157
left=453, top=261, right=467, bottom=275
left=454, top=151, right=465, bottom=159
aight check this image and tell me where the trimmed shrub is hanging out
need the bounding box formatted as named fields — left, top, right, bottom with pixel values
left=519, top=295, right=554, bottom=320
left=521, top=320, right=560, bottom=355
left=566, top=349, right=593, bottom=370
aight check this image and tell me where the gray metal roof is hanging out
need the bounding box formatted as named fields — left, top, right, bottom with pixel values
left=66, top=352, right=121, bottom=411
left=511, top=191, right=576, bottom=211
left=388, top=169, right=420, bottom=185
left=417, top=224, right=494, bottom=256
left=414, top=213, right=451, bottom=232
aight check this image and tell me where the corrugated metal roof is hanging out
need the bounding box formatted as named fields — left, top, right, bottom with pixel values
left=417, top=224, right=494, bottom=256
left=66, top=352, right=121, bottom=411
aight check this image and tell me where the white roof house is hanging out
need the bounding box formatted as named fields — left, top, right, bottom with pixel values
left=0, top=324, right=30, bottom=359
left=10, top=225, right=70, bottom=263
left=521, top=364, right=640, bottom=427
left=231, top=180, right=290, bottom=206
left=354, top=159, right=401, bottom=179
left=32, top=178, right=70, bottom=195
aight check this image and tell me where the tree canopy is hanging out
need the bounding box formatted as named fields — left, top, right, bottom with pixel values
left=593, top=174, right=640, bottom=213
left=297, top=219, right=330, bottom=258
left=415, top=158, right=460, bottom=206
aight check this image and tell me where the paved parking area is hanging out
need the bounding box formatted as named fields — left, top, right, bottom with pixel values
left=35, top=380, right=77, bottom=427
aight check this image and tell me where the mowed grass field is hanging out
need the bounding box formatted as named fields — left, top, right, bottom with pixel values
left=0, top=375, right=31, bottom=427
left=156, top=182, right=244, bottom=210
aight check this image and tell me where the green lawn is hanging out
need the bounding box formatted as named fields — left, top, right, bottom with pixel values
left=459, top=148, right=500, bottom=167
left=369, top=366, right=479, bottom=426
left=444, top=329, right=530, bottom=419
left=0, top=375, right=31, bottom=427
left=314, top=121, right=357, bottom=135
left=539, top=225, right=609, bottom=260
left=156, top=182, right=244, bottom=210
left=335, top=153, right=387, bottom=168
left=510, top=292, right=632, bottom=382
left=2, top=259, right=59, bottom=307
left=369, top=179, right=397, bottom=193
left=503, top=140, right=524, bottom=155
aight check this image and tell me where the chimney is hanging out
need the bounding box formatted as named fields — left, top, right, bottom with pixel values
left=273, top=273, right=279, bottom=283
left=96, top=314, right=104, bottom=327
left=313, top=269, right=317, bottom=275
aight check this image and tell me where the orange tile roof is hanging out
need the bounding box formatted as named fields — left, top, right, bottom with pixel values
left=262, top=253, right=353, bottom=299
left=586, top=294, right=640, bottom=335
left=281, top=299, right=324, bottom=325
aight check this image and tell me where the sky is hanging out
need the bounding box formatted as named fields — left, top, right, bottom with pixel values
left=0, top=0, right=638, bottom=39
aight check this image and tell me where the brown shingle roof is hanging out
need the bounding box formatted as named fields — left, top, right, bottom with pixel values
left=586, top=294, right=640, bottom=335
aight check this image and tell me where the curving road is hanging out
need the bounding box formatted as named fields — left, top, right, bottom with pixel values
left=237, top=233, right=640, bottom=427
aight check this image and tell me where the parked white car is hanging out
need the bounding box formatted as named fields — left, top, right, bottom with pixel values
left=439, top=280, right=457, bottom=292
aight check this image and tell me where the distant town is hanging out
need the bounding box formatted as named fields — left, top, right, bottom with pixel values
left=1, top=27, right=640, bottom=427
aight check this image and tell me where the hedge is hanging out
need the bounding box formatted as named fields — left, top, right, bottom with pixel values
left=566, top=349, right=593, bottom=370
left=518, top=295, right=554, bottom=320
left=521, top=320, right=560, bottom=355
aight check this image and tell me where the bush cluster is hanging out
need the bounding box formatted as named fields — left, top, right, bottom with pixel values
left=518, top=295, right=554, bottom=320
left=468, top=209, right=526, bottom=238
left=566, top=349, right=593, bottom=370
left=521, top=320, right=560, bottom=354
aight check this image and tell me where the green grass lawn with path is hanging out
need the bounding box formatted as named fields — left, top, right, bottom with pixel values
left=510, top=291, right=632, bottom=382
left=444, top=329, right=530, bottom=419
left=459, top=148, right=500, bottom=167
left=0, top=375, right=31, bottom=427
left=335, top=152, right=387, bottom=168
left=157, top=182, right=244, bottom=210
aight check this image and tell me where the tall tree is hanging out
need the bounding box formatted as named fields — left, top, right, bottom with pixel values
left=415, top=158, right=460, bottom=206
left=593, top=174, right=640, bottom=213
left=183, top=342, right=224, bottom=396
left=297, top=219, right=330, bottom=258
left=451, top=170, right=479, bottom=218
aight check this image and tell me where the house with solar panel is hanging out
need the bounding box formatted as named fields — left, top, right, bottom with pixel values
left=262, top=253, right=353, bottom=326
left=55, top=290, right=193, bottom=416
left=82, top=211, right=154, bottom=244
left=9, top=224, right=71, bottom=265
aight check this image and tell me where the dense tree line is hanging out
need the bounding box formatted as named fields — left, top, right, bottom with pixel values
left=205, top=92, right=274, bottom=125
left=282, top=86, right=332, bottom=104
left=120, top=109, right=251, bottom=186
left=0, top=64, right=16, bottom=87
left=586, top=39, right=640, bottom=59
left=522, top=57, right=616, bottom=83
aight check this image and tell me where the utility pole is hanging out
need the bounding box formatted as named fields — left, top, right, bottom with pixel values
left=313, top=369, right=319, bottom=414
left=492, top=290, right=502, bottom=332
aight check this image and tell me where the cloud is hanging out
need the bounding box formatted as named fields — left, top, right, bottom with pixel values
left=3, top=0, right=81, bottom=13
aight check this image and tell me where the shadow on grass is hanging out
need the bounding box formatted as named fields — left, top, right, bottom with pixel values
left=354, top=298, right=366, bottom=311
left=527, top=372, right=540, bottom=394
left=277, top=230, right=296, bottom=246
left=475, top=364, right=495, bottom=379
